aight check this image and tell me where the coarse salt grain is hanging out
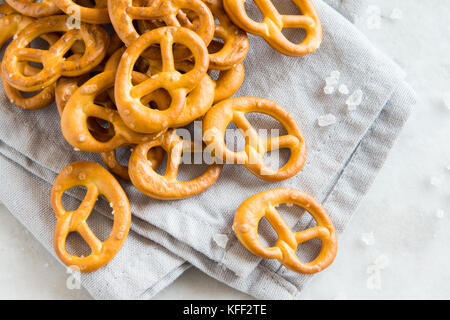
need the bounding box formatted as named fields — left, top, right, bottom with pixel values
left=324, top=86, right=335, bottom=95
left=374, top=254, right=390, bottom=269
left=346, top=89, right=363, bottom=110
left=361, top=231, right=375, bottom=246
left=213, top=233, right=229, bottom=249
left=443, top=92, right=450, bottom=109
left=436, top=209, right=445, bottom=219
left=317, top=114, right=337, bottom=127
left=390, top=8, right=403, bottom=20
left=338, top=84, right=349, bottom=95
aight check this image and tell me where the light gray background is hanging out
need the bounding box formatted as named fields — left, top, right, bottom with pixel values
left=1, top=0, right=449, bottom=299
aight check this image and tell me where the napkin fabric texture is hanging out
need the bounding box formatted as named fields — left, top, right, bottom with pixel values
left=0, top=0, right=416, bottom=299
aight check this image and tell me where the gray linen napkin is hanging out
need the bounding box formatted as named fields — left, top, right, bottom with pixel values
left=0, top=0, right=416, bottom=299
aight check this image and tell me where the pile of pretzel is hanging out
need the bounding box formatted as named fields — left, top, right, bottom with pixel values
left=1, top=0, right=337, bottom=277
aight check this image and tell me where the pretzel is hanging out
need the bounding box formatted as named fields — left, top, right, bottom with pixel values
left=0, top=3, right=17, bottom=15
left=129, top=129, right=223, bottom=200
left=145, top=59, right=215, bottom=127
left=4, top=0, right=61, bottom=18
left=202, top=97, right=306, bottom=181
left=61, top=70, right=164, bottom=152
left=3, top=64, right=56, bottom=109
left=115, top=26, right=209, bottom=133
left=202, top=0, right=249, bottom=70
left=211, top=62, right=245, bottom=103
left=101, top=146, right=165, bottom=181
left=51, top=161, right=131, bottom=273
left=2, top=15, right=109, bottom=92
left=108, top=0, right=214, bottom=60
left=233, top=188, right=337, bottom=274
left=2, top=30, right=61, bottom=110
left=0, top=11, right=34, bottom=50
left=53, top=0, right=109, bottom=24
left=223, top=0, right=322, bottom=56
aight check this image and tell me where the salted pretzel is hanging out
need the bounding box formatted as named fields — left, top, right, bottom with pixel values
left=51, top=161, right=131, bottom=273
left=115, top=26, right=209, bottom=133
left=233, top=188, right=337, bottom=274
left=3, top=64, right=56, bottom=109
left=61, top=70, right=164, bottom=152
left=202, top=97, right=306, bottom=181
left=223, top=0, right=322, bottom=56
left=4, top=0, right=61, bottom=18
left=145, top=59, right=215, bottom=127
left=53, top=0, right=109, bottom=24
left=129, top=129, right=223, bottom=200
left=0, top=3, right=16, bottom=15
left=202, top=0, right=249, bottom=70
left=2, top=30, right=60, bottom=110
left=210, top=62, right=245, bottom=103
left=109, top=0, right=214, bottom=60
left=0, top=10, right=34, bottom=50
left=2, top=15, right=109, bottom=92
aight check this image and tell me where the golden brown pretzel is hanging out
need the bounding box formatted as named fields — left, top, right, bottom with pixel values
left=202, top=97, right=306, bottom=181
left=0, top=3, right=17, bottom=15
left=1, top=15, right=109, bottom=92
left=223, top=0, right=322, bottom=56
left=2, top=31, right=60, bottom=110
left=4, top=0, right=61, bottom=18
left=146, top=59, right=215, bottom=127
left=202, top=0, right=249, bottom=70
left=129, top=129, right=223, bottom=200
left=3, top=64, right=56, bottom=109
left=52, top=0, right=110, bottom=24
left=0, top=11, right=34, bottom=50
left=51, top=161, right=131, bottom=273
left=115, top=26, right=209, bottom=133
left=61, top=70, right=163, bottom=152
left=233, top=188, right=337, bottom=274
left=108, top=0, right=214, bottom=60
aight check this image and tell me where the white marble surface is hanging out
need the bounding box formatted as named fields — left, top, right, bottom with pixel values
left=1, top=0, right=449, bottom=299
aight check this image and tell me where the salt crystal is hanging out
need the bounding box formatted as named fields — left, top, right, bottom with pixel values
left=115, top=232, right=124, bottom=240
left=73, top=147, right=80, bottom=151
left=213, top=233, right=229, bottom=249
left=366, top=271, right=382, bottom=290
left=109, top=202, right=113, bottom=208
left=390, top=8, right=403, bottom=20
left=361, top=231, right=375, bottom=246
left=366, top=5, right=381, bottom=15
left=338, top=84, right=349, bottom=95
left=436, top=209, right=445, bottom=219
left=317, top=114, right=337, bottom=127
left=443, top=92, right=450, bottom=109
left=78, top=172, right=86, bottom=180
left=430, top=176, right=442, bottom=187
left=374, top=254, right=390, bottom=269
left=366, top=5, right=382, bottom=30
left=80, top=84, right=98, bottom=95
left=324, top=86, right=335, bottom=95
left=77, top=135, right=85, bottom=143
left=286, top=203, right=293, bottom=207
left=111, top=210, right=115, bottom=215
left=346, top=89, right=363, bottom=110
